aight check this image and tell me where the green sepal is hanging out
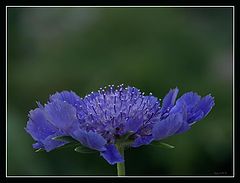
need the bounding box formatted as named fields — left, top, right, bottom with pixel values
left=52, top=136, right=78, bottom=143
left=115, top=131, right=135, bottom=148
left=34, top=136, right=81, bottom=153
left=55, top=142, right=80, bottom=151
left=151, top=141, right=175, bottom=149
left=35, top=148, right=44, bottom=152
left=51, top=136, right=82, bottom=152
left=122, top=131, right=135, bottom=140
left=74, top=146, right=97, bottom=154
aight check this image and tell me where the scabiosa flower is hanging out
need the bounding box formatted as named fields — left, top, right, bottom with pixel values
left=25, top=85, right=214, bottom=175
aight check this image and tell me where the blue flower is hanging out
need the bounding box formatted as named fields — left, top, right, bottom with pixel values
left=25, top=85, right=214, bottom=165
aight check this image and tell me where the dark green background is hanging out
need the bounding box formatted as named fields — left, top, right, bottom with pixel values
left=7, top=7, right=233, bottom=176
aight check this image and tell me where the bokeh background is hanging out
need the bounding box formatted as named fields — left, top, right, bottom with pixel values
left=7, top=7, right=233, bottom=176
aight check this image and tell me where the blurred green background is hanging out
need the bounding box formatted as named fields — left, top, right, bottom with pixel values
left=7, top=7, right=233, bottom=176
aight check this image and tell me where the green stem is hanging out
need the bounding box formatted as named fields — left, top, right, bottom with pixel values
left=116, top=144, right=125, bottom=176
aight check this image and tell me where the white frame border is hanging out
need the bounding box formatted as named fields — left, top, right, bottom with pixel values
left=5, top=5, right=235, bottom=178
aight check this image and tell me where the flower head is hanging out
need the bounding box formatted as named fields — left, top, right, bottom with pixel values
left=25, top=85, right=214, bottom=165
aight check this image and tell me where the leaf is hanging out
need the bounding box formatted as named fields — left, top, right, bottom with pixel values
left=151, top=141, right=175, bottom=149
left=52, top=136, right=78, bottom=143
left=74, top=146, right=97, bottom=154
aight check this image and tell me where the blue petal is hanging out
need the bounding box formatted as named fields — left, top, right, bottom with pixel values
left=32, top=142, right=44, bottom=149
left=100, top=144, right=124, bottom=165
left=49, top=91, right=81, bottom=106
left=25, top=108, right=57, bottom=141
left=174, top=121, right=190, bottom=134
left=169, top=104, right=191, bottom=134
left=25, top=108, right=67, bottom=151
left=36, top=101, right=44, bottom=109
left=173, top=92, right=214, bottom=124
left=171, top=92, right=200, bottom=123
left=176, top=92, right=201, bottom=109
left=131, top=135, right=154, bottom=148
left=152, top=113, right=183, bottom=140
left=42, top=133, right=67, bottom=152
left=161, top=88, right=179, bottom=113
left=194, top=94, right=215, bottom=117
left=187, top=110, right=204, bottom=124
left=71, top=129, right=107, bottom=151
left=44, top=100, right=78, bottom=132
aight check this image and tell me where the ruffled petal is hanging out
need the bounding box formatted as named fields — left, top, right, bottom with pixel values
left=161, top=88, right=179, bottom=113
left=152, top=113, right=183, bottom=140
left=187, top=110, right=204, bottom=124
left=49, top=91, right=81, bottom=106
left=42, top=133, right=67, bottom=152
left=131, top=135, right=154, bottom=148
left=176, top=92, right=201, bottom=109
left=25, top=108, right=57, bottom=141
left=44, top=100, right=78, bottom=132
left=174, top=121, right=190, bottom=134
left=173, top=92, right=214, bottom=124
left=71, top=129, right=107, bottom=151
left=194, top=94, right=215, bottom=117
left=168, top=104, right=190, bottom=134
left=100, top=144, right=124, bottom=165
left=32, top=142, right=44, bottom=149
left=25, top=108, right=67, bottom=151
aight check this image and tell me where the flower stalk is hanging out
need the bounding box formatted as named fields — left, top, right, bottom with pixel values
left=116, top=144, right=125, bottom=176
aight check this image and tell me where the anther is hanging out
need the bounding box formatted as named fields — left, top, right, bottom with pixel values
left=128, top=104, right=132, bottom=114
left=91, top=105, right=97, bottom=115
